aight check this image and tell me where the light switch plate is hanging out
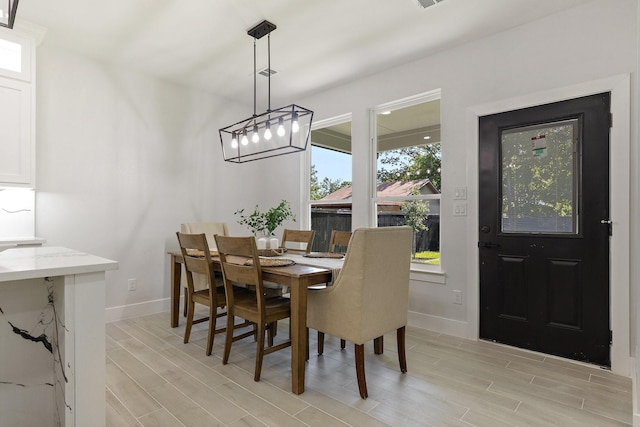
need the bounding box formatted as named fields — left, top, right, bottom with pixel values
left=454, top=186, right=467, bottom=200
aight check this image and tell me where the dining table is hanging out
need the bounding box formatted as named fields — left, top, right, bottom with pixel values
left=168, top=249, right=343, bottom=395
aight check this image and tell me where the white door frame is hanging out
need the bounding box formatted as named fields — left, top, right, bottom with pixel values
left=466, top=74, right=631, bottom=376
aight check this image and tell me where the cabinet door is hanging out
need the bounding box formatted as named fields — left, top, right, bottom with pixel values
left=0, top=77, right=32, bottom=186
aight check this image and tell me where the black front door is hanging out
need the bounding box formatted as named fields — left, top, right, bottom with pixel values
left=478, top=93, right=611, bottom=366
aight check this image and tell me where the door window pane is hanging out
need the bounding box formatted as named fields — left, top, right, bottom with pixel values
left=500, top=120, right=578, bottom=234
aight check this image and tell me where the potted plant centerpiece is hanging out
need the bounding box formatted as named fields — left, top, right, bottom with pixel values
left=235, top=200, right=295, bottom=250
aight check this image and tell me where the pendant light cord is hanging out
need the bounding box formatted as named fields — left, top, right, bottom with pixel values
left=267, top=33, right=271, bottom=112
left=253, top=37, right=257, bottom=117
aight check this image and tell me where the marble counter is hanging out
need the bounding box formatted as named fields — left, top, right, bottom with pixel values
left=0, top=247, right=118, bottom=427
left=0, top=246, right=116, bottom=281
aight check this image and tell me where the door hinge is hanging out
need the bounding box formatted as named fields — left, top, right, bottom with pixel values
left=609, top=113, right=613, bottom=128
left=609, top=330, right=613, bottom=345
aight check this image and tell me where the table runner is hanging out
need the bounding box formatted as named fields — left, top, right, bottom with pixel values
left=284, top=253, right=344, bottom=284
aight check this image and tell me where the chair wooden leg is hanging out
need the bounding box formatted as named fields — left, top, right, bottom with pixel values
left=222, top=312, right=234, bottom=365
left=340, top=339, right=346, bottom=349
left=397, top=326, right=407, bottom=373
left=205, top=304, right=215, bottom=356
left=374, top=336, right=384, bottom=354
left=355, top=344, right=368, bottom=399
left=267, top=322, right=276, bottom=347
left=184, top=299, right=194, bottom=344
left=254, top=323, right=266, bottom=381
left=183, top=286, right=188, bottom=317
left=317, top=331, right=325, bottom=355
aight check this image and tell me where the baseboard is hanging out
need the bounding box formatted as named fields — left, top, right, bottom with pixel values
left=408, top=310, right=468, bottom=338
left=105, top=297, right=178, bottom=323
left=633, top=355, right=640, bottom=427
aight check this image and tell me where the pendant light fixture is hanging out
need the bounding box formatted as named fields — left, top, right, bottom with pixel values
left=0, top=0, right=19, bottom=29
left=219, top=20, right=314, bottom=163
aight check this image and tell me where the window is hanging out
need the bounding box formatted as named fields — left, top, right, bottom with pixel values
left=307, top=115, right=352, bottom=252
left=372, top=90, right=442, bottom=268
left=0, top=30, right=34, bottom=82
left=0, top=38, right=21, bottom=73
left=501, top=120, right=578, bottom=234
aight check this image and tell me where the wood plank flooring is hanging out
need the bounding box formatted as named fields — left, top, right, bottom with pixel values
left=106, top=311, right=632, bottom=426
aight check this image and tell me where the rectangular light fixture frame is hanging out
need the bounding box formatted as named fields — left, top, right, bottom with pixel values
left=219, top=104, right=313, bottom=164
left=0, top=0, right=19, bottom=29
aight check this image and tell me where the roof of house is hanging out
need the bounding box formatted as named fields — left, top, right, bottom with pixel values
left=319, top=179, right=439, bottom=202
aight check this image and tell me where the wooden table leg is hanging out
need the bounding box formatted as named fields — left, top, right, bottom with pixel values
left=170, top=255, right=181, bottom=328
left=289, top=279, right=308, bottom=394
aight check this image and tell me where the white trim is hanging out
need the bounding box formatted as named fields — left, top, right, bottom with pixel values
left=410, top=269, right=446, bottom=285
left=467, top=74, right=631, bottom=376
left=633, top=355, right=640, bottom=426
left=408, top=311, right=468, bottom=338
left=105, top=297, right=174, bottom=323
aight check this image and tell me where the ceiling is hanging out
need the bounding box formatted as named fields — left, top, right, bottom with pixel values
left=16, top=0, right=591, bottom=108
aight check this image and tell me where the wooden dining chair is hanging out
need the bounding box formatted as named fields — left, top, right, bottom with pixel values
left=179, top=222, right=229, bottom=317
left=176, top=232, right=249, bottom=356
left=280, top=229, right=315, bottom=254
left=328, top=230, right=352, bottom=254
left=214, top=234, right=292, bottom=381
left=307, top=226, right=413, bottom=399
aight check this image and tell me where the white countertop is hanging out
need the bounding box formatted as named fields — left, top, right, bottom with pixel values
left=0, top=246, right=118, bottom=282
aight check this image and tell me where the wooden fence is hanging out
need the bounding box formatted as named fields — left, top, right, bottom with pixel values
left=310, top=209, right=440, bottom=252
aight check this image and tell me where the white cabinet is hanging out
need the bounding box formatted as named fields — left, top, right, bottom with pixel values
left=0, top=77, right=33, bottom=186
left=0, top=24, right=44, bottom=188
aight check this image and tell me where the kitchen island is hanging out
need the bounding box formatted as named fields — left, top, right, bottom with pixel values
left=0, top=246, right=117, bottom=427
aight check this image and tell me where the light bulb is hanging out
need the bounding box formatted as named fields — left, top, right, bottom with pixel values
left=252, top=125, right=259, bottom=143
left=241, top=130, right=249, bottom=146
left=277, top=117, right=285, bottom=137
left=264, top=122, right=272, bottom=140
left=291, top=113, right=299, bottom=133
left=231, top=132, right=238, bottom=149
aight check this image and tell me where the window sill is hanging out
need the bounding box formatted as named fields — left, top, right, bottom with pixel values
left=410, top=267, right=445, bottom=285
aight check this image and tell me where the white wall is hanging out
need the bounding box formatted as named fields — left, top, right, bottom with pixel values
left=34, top=43, right=303, bottom=316
left=32, top=0, right=637, bottom=373
left=296, top=0, right=638, bottom=350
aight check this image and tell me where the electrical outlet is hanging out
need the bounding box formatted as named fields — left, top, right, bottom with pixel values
left=453, top=290, right=462, bottom=305
left=128, top=278, right=137, bottom=291
left=453, top=203, right=467, bottom=216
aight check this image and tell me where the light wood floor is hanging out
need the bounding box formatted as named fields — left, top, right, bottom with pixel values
left=106, top=311, right=632, bottom=426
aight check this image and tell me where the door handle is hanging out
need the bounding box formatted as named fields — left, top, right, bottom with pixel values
left=481, top=242, right=500, bottom=249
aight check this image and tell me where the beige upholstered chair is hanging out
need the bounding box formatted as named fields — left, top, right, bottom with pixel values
left=307, top=226, right=413, bottom=399
left=214, top=234, right=292, bottom=382
left=180, top=222, right=229, bottom=315
left=280, top=229, right=315, bottom=254
left=323, top=229, right=353, bottom=349
left=176, top=233, right=231, bottom=356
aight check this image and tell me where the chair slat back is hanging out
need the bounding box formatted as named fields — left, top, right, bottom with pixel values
left=328, top=230, right=352, bottom=254
left=176, top=232, right=215, bottom=294
left=281, top=229, right=315, bottom=254
left=214, top=235, right=266, bottom=312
